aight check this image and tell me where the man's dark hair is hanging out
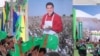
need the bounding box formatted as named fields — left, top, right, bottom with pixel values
left=46, top=2, right=54, bottom=8
left=39, top=48, right=46, bottom=54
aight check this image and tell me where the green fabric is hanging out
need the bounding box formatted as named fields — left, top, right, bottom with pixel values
left=33, top=37, right=43, bottom=47
left=21, top=34, right=59, bottom=53
left=21, top=36, right=42, bottom=53
left=9, top=44, right=20, bottom=56
left=98, top=45, right=100, bottom=54
left=47, top=35, right=59, bottom=50
left=98, top=48, right=100, bottom=54
left=15, top=15, right=21, bottom=40
left=78, top=22, right=83, bottom=40
left=22, top=41, right=30, bottom=53
left=14, top=44, right=20, bottom=56
left=87, top=44, right=94, bottom=49
left=72, top=9, right=77, bottom=42
left=9, top=50, right=15, bottom=56
left=98, top=48, right=100, bottom=55
left=23, top=0, right=27, bottom=5
left=80, top=46, right=86, bottom=50
left=41, top=34, right=59, bottom=50
left=0, top=31, right=7, bottom=41
left=15, top=15, right=21, bottom=29
left=28, top=38, right=34, bottom=49
left=5, top=2, right=10, bottom=22
left=15, top=30, right=20, bottom=40
left=79, top=44, right=86, bottom=50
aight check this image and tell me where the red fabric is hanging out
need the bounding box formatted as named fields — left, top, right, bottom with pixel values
left=40, top=13, right=63, bottom=33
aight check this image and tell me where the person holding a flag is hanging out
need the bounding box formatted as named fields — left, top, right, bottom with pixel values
left=97, top=40, right=100, bottom=56
left=40, top=2, right=63, bottom=53
left=76, top=39, right=87, bottom=56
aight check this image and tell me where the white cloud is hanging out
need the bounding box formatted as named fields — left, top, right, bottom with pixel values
left=0, top=0, right=5, bottom=7
left=73, top=0, right=100, bottom=5
left=0, top=0, right=16, bottom=7
left=6, top=0, right=16, bottom=2
left=94, top=14, right=100, bottom=20
left=76, top=9, right=94, bottom=18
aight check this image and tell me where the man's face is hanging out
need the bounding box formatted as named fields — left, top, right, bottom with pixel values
left=46, top=5, right=54, bottom=15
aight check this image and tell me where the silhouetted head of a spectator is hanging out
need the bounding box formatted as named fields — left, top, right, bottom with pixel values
left=99, top=39, right=100, bottom=43
left=0, top=39, right=6, bottom=45
left=76, top=39, right=79, bottom=42
left=38, top=48, right=46, bottom=56
left=32, top=45, right=40, bottom=56
left=46, top=52, right=60, bottom=56
left=6, top=35, right=13, bottom=43
left=7, top=35, right=13, bottom=38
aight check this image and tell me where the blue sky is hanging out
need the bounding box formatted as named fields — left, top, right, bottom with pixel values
left=28, top=0, right=72, bottom=16
left=73, top=5, right=100, bottom=15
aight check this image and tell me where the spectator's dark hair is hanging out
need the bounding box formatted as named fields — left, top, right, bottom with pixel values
left=0, top=42, right=2, bottom=45
left=86, top=38, right=90, bottom=42
left=99, top=39, right=100, bottom=42
left=39, top=48, right=46, bottom=54
left=6, top=52, right=11, bottom=56
left=7, top=42, right=10, bottom=45
left=1, top=39, right=6, bottom=45
left=46, top=2, right=54, bottom=8
left=33, top=45, right=40, bottom=51
left=28, top=53, right=32, bottom=56
left=47, top=52, right=60, bottom=56
left=0, top=51, right=2, bottom=56
left=7, top=35, right=13, bottom=39
left=76, top=39, right=79, bottom=42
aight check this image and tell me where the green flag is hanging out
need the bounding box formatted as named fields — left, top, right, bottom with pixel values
left=15, top=15, right=21, bottom=28
left=23, top=0, right=27, bottom=5
left=33, top=37, right=43, bottom=47
left=87, top=43, right=94, bottom=49
left=9, top=44, right=20, bottom=56
left=16, top=0, right=27, bottom=6
left=0, top=31, right=7, bottom=41
left=9, top=50, right=16, bottom=56
left=21, top=34, right=59, bottom=53
left=21, top=36, right=43, bottom=53
left=5, top=2, right=10, bottom=22
left=41, top=34, right=59, bottom=50
left=21, top=41, right=29, bottom=53
left=15, top=15, right=21, bottom=40
left=14, top=43, right=20, bottom=56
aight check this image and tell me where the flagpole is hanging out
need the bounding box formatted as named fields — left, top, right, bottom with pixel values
left=9, top=0, right=13, bottom=35
left=73, top=8, right=76, bottom=42
left=25, top=0, right=29, bottom=41
left=0, top=8, right=2, bottom=31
